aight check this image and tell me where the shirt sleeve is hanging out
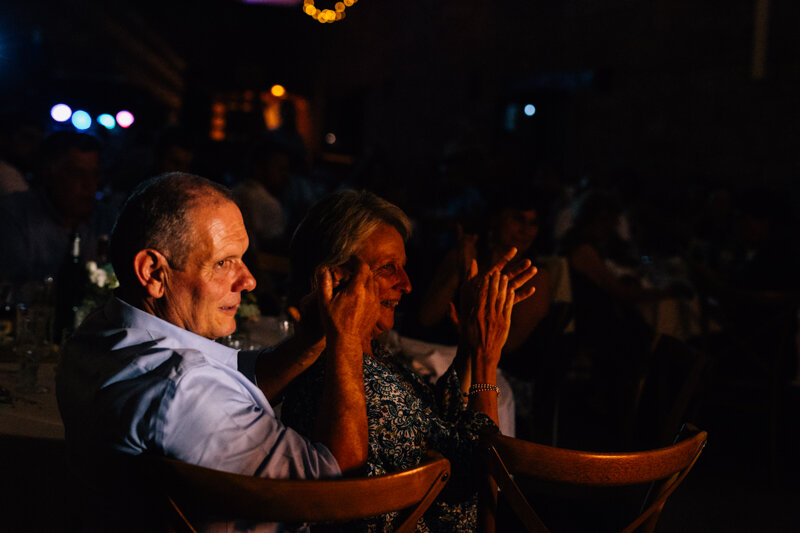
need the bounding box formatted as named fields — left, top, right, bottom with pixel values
left=159, top=362, right=340, bottom=480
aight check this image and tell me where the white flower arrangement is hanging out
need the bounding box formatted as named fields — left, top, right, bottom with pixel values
left=86, top=261, right=120, bottom=290
left=74, top=262, right=119, bottom=328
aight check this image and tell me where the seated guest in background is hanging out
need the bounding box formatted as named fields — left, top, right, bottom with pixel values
left=691, top=187, right=800, bottom=379
left=151, top=125, right=196, bottom=175
left=56, top=173, right=372, bottom=532
left=416, top=183, right=552, bottom=441
left=233, top=136, right=294, bottom=313
left=557, top=190, right=683, bottom=443
left=281, top=189, right=536, bottom=532
left=418, top=183, right=551, bottom=374
left=233, top=135, right=293, bottom=251
left=0, top=111, right=43, bottom=196
left=0, top=131, right=116, bottom=285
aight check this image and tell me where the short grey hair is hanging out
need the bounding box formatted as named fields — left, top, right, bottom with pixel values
left=289, top=189, right=412, bottom=302
left=109, top=172, right=233, bottom=288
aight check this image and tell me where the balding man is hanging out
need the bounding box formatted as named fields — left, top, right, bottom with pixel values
left=56, top=172, right=373, bottom=532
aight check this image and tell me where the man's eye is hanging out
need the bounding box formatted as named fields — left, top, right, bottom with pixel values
left=216, top=260, right=228, bottom=268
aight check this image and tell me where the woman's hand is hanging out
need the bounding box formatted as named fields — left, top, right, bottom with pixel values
left=448, top=248, right=538, bottom=328
left=458, top=266, right=515, bottom=373
left=316, top=259, right=381, bottom=349
left=486, top=247, right=538, bottom=304
left=452, top=267, right=514, bottom=425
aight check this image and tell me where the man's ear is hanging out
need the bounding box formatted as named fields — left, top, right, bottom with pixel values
left=133, top=249, right=170, bottom=299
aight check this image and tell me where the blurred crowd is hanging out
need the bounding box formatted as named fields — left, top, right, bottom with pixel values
left=2, top=103, right=799, bottom=452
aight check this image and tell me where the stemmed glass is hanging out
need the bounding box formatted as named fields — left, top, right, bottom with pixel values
left=14, top=279, right=55, bottom=394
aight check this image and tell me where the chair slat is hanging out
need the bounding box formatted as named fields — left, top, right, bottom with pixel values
left=153, top=450, right=451, bottom=528
left=481, top=426, right=707, bottom=533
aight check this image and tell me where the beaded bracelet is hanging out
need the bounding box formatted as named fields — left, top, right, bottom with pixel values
left=466, top=383, right=500, bottom=397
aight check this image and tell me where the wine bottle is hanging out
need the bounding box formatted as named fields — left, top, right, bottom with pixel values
left=54, top=233, right=86, bottom=344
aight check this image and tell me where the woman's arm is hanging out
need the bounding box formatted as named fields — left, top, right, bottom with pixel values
left=503, top=267, right=552, bottom=353
left=418, top=248, right=461, bottom=327
left=455, top=267, right=515, bottom=426
left=571, top=244, right=670, bottom=304
left=311, top=263, right=378, bottom=474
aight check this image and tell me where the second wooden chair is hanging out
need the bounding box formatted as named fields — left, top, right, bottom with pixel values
left=480, top=425, right=707, bottom=533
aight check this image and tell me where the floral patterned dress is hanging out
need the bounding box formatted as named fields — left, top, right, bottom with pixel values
left=280, top=341, right=496, bottom=532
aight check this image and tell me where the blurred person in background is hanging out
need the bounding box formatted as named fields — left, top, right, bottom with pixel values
left=233, top=135, right=294, bottom=313
left=0, top=111, right=43, bottom=196
left=0, top=131, right=116, bottom=285
left=418, top=181, right=551, bottom=368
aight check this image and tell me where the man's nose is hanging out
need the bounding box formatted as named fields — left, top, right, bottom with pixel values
left=235, top=264, right=257, bottom=293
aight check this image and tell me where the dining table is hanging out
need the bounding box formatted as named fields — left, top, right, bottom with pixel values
left=0, top=341, right=64, bottom=441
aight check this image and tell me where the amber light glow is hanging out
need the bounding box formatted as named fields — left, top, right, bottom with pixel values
left=302, top=0, right=355, bottom=23
left=270, top=84, right=287, bottom=98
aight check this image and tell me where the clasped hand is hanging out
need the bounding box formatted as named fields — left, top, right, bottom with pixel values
left=288, top=258, right=382, bottom=348
left=316, top=259, right=381, bottom=344
left=452, top=248, right=537, bottom=365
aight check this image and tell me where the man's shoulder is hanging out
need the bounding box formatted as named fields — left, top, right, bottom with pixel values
left=71, top=300, right=230, bottom=373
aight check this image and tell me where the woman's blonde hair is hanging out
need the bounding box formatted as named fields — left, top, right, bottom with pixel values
left=289, top=189, right=411, bottom=302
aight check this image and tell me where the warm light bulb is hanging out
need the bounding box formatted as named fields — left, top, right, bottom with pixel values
left=271, top=84, right=286, bottom=98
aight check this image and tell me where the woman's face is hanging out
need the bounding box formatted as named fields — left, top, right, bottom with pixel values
left=493, top=208, right=539, bottom=255
left=355, top=223, right=412, bottom=338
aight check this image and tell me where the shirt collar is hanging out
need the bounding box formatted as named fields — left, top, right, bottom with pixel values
left=109, top=296, right=239, bottom=366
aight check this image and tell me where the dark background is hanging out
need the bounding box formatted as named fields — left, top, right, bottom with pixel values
left=2, top=1, right=800, bottom=531
left=2, top=0, right=799, bottom=192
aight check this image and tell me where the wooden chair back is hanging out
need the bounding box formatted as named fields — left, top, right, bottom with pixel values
left=151, top=451, right=451, bottom=533
left=480, top=426, right=707, bottom=533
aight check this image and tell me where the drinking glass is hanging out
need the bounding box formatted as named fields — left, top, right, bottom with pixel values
left=14, top=281, right=55, bottom=394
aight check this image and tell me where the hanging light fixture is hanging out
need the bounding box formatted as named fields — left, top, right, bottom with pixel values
left=302, top=0, right=357, bottom=23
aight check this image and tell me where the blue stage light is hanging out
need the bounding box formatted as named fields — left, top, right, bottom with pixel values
left=97, top=113, right=116, bottom=129
left=71, top=110, right=92, bottom=130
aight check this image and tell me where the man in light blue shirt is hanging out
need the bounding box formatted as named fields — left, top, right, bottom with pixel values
left=56, top=172, right=376, bottom=531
